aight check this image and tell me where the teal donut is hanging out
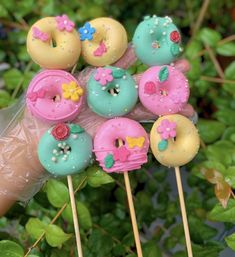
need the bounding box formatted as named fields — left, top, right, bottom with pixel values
left=38, top=123, right=92, bottom=176
left=133, top=15, right=182, bottom=66
left=87, top=66, right=138, bottom=118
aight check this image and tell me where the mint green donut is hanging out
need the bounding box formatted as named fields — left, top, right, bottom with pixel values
left=133, top=15, right=182, bottom=66
left=87, top=66, right=138, bottom=118
left=38, top=123, right=92, bottom=176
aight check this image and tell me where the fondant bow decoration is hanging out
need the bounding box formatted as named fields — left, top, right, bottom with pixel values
left=27, top=88, right=46, bottom=102
left=32, top=27, right=49, bottom=42
left=126, top=136, right=145, bottom=148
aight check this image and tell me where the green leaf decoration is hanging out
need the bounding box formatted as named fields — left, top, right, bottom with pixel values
left=158, top=66, right=169, bottom=82
left=62, top=201, right=92, bottom=230
left=112, top=68, right=126, bottom=79
left=70, top=124, right=84, bottom=134
left=26, top=218, right=47, bottom=239
left=45, top=224, right=71, bottom=247
left=0, top=240, right=24, bottom=257
left=86, top=165, right=114, bottom=187
left=104, top=154, right=115, bottom=169
left=170, top=44, right=180, bottom=57
left=225, top=233, right=235, bottom=251
left=46, top=179, right=69, bottom=208
left=158, top=140, right=168, bottom=151
left=208, top=199, right=235, bottom=222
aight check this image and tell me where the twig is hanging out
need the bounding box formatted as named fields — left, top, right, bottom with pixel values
left=192, top=0, right=211, bottom=36
left=204, top=44, right=224, bottom=79
left=0, top=19, right=28, bottom=30
left=200, top=76, right=235, bottom=85
left=24, top=176, right=87, bottom=257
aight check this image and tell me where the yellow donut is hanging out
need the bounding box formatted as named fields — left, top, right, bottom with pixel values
left=79, top=17, right=128, bottom=66
left=150, top=114, right=200, bottom=167
left=27, top=16, right=81, bottom=69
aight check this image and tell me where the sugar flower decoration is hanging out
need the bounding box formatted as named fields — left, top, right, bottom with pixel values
left=157, top=119, right=176, bottom=140
left=144, top=81, right=156, bottom=95
left=94, top=68, right=113, bottom=86
left=32, top=27, right=49, bottom=42
left=55, top=14, right=75, bottom=32
left=52, top=123, right=70, bottom=141
left=78, top=22, right=96, bottom=41
left=113, top=146, right=130, bottom=162
left=62, top=81, right=84, bottom=102
left=170, top=31, right=181, bottom=43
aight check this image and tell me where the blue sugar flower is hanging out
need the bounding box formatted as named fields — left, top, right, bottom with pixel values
left=78, top=22, right=96, bottom=41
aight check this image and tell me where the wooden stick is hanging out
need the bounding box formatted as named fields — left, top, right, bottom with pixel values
left=174, top=166, right=193, bottom=257
left=67, top=175, right=83, bottom=257
left=118, top=139, right=143, bottom=257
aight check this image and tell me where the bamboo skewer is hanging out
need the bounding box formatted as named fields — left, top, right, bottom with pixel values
left=174, top=166, right=193, bottom=257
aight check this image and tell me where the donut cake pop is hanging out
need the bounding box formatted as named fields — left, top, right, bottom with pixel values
left=26, top=70, right=84, bottom=124
left=133, top=15, right=182, bottom=66
left=94, top=118, right=149, bottom=172
left=139, top=65, right=189, bottom=116
left=27, top=15, right=81, bottom=69
left=79, top=17, right=128, bottom=66
left=87, top=66, right=138, bottom=118
left=38, top=123, right=93, bottom=176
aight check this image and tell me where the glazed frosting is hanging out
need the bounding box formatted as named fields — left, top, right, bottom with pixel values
left=79, top=17, right=128, bottom=66
left=26, top=70, right=84, bottom=124
left=150, top=114, right=200, bottom=167
left=139, top=65, right=189, bottom=115
left=27, top=16, right=81, bottom=69
left=133, top=15, right=182, bottom=66
left=38, top=123, right=93, bottom=176
left=87, top=66, right=138, bottom=118
left=94, top=118, right=149, bottom=172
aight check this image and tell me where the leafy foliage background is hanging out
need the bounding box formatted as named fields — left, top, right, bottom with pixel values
left=1, top=0, right=235, bottom=256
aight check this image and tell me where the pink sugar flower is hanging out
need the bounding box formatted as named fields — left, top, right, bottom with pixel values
left=113, top=146, right=130, bottom=162
left=32, top=27, right=49, bottom=42
left=144, top=81, right=156, bottom=95
left=94, top=68, right=113, bottom=86
left=157, top=119, right=176, bottom=140
left=55, top=15, right=75, bottom=32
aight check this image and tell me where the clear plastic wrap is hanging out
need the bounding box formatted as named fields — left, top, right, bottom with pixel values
left=0, top=44, right=195, bottom=216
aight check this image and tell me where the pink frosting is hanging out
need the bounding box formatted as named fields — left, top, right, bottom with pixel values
left=93, top=118, right=149, bottom=173
left=26, top=70, right=83, bottom=124
left=139, top=65, right=189, bottom=115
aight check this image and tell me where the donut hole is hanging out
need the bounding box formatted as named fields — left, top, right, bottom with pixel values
left=114, top=138, right=125, bottom=147
left=108, top=87, right=120, bottom=96
left=50, top=38, right=57, bottom=48
left=52, top=94, right=61, bottom=102
left=59, top=145, right=71, bottom=153
left=160, top=89, right=168, bottom=96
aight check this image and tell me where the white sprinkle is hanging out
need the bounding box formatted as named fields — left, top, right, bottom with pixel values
left=51, top=157, right=57, bottom=162
left=162, top=31, right=166, bottom=35
left=149, top=29, right=154, bottom=34
left=123, top=75, right=127, bottom=80
left=72, top=134, right=78, bottom=139
left=52, top=149, right=57, bottom=154
left=135, top=85, right=138, bottom=88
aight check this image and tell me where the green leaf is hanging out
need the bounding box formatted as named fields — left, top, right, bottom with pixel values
left=198, top=119, right=225, bottom=143
left=199, top=28, right=222, bottom=47
left=70, top=124, right=84, bottom=134
left=0, top=5, right=8, bottom=17
left=26, top=218, right=47, bottom=239
left=87, top=166, right=114, bottom=187
left=224, top=166, right=235, bottom=188
left=46, top=179, right=69, bottom=208
left=3, top=69, right=23, bottom=90
left=225, top=232, right=235, bottom=251
left=45, top=224, right=71, bottom=247
left=223, top=61, right=235, bottom=96
left=0, top=240, right=24, bottom=257
left=104, top=154, right=114, bottom=169
left=216, top=42, right=235, bottom=56
left=208, top=199, right=235, bottom=222
left=214, top=109, right=235, bottom=126
left=192, top=242, right=224, bottom=257
left=158, top=66, right=169, bottom=82
left=62, top=201, right=92, bottom=230
left=185, top=40, right=202, bottom=59
left=112, top=68, right=125, bottom=78
left=142, top=241, right=162, bottom=257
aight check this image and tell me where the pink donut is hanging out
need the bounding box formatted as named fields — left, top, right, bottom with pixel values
left=139, top=65, right=189, bottom=115
left=94, top=118, right=149, bottom=173
left=26, top=70, right=84, bottom=123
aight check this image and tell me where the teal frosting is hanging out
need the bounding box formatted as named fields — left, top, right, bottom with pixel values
left=87, top=66, right=138, bottom=118
left=158, top=140, right=168, bottom=151
left=38, top=124, right=93, bottom=176
left=133, top=16, right=181, bottom=66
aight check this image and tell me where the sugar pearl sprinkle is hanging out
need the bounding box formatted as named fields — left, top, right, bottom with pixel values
left=51, top=142, right=71, bottom=162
